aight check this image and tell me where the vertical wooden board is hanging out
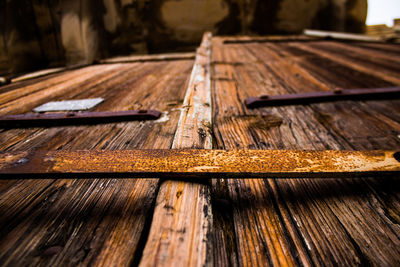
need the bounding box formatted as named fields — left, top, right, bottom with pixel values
left=211, top=39, right=299, bottom=266
left=139, top=33, right=213, bottom=267
left=211, top=37, right=400, bottom=266
left=0, top=59, right=193, bottom=266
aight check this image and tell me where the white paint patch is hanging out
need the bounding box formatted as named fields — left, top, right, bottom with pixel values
left=154, top=112, right=170, bottom=123
left=195, top=74, right=205, bottom=83
left=33, top=98, right=104, bottom=112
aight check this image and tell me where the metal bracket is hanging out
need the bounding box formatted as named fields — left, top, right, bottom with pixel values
left=245, top=87, right=400, bottom=108
left=0, top=149, right=399, bottom=179
left=0, top=110, right=162, bottom=128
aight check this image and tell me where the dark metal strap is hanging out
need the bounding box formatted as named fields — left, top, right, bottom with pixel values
left=245, top=87, right=400, bottom=108
left=0, top=110, right=162, bottom=128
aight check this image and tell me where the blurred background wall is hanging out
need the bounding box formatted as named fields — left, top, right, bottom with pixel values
left=0, top=0, right=367, bottom=76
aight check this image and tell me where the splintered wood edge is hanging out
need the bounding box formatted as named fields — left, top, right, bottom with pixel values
left=172, top=33, right=213, bottom=149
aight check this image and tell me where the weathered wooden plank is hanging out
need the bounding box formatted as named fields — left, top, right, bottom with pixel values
left=352, top=42, right=400, bottom=56
left=139, top=32, right=213, bottom=267
left=210, top=36, right=400, bottom=266
left=263, top=42, right=396, bottom=90
left=7, top=52, right=196, bottom=84
left=0, top=59, right=193, bottom=266
left=324, top=41, right=400, bottom=64
left=0, top=64, right=121, bottom=115
left=244, top=40, right=400, bottom=265
left=11, top=67, right=67, bottom=83
left=291, top=42, right=400, bottom=85
left=307, top=41, right=400, bottom=75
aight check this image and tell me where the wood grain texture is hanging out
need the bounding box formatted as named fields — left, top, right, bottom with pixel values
left=1, top=34, right=399, bottom=267
left=139, top=33, right=213, bottom=267
left=210, top=37, right=400, bottom=266
left=0, top=58, right=193, bottom=266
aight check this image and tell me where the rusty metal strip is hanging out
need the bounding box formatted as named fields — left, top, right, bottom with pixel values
left=245, top=87, right=400, bottom=108
left=0, top=149, right=399, bottom=179
left=0, top=110, right=161, bottom=128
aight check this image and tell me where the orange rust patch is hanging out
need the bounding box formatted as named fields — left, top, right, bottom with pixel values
left=1, top=149, right=398, bottom=178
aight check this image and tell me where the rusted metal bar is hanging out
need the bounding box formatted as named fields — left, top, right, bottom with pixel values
left=0, top=149, right=399, bottom=179
left=245, top=87, right=400, bottom=108
left=0, top=110, right=162, bottom=128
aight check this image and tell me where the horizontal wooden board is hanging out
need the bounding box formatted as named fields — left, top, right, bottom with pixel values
left=139, top=32, right=213, bottom=267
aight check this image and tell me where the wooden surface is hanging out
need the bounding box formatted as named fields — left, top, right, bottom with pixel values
left=210, top=37, right=400, bottom=266
left=0, top=35, right=400, bottom=267
left=139, top=32, right=213, bottom=267
left=0, top=58, right=193, bottom=266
